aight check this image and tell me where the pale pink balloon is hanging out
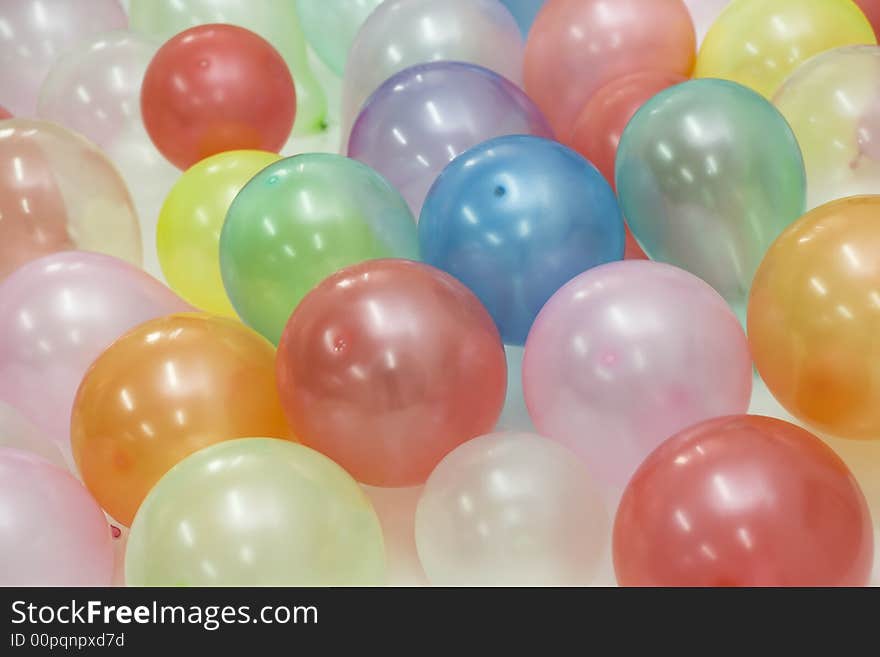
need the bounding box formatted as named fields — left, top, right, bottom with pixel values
left=522, top=261, right=752, bottom=490
left=0, top=0, right=127, bottom=116
left=524, top=0, right=696, bottom=140
left=0, top=448, right=114, bottom=586
left=0, top=251, right=190, bottom=449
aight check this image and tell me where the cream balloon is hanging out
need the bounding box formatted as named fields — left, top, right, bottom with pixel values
left=126, top=439, right=386, bottom=586
left=415, top=432, right=608, bottom=586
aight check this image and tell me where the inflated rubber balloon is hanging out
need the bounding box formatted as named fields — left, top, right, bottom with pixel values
left=341, top=0, right=523, bottom=141
left=615, top=79, right=806, bottom=321
left=419, top=135, right=624, bottom=345
left=349, top=62, right=552, bottom=216
left=0, top=119, right=142, bottom=279
left=0, top=106, right=11, bottom=120
left=774, top=46, right=880, bottom=209
left=614, top=416, right=874, bottom=587
left=126, top=439, right=385, bottom=586
left=0, top=0, right=126, bottom=116
left=129, top=0, right=326, bottom=135
left=72, top=313, right=293, bottom=526
left=37, top=31, right=179, bottom=277
left=569, top=71, right=686, bottom=190
left=295, top=0, right=384, bottom=76
left=525, top=0, right=695, bottom=140
left=220, top=154, right=419, bottom=345
left=0, top=402, right=66, bottom=469
left=501, top=0, right=544, bottom=37
left=415, top=432, right=607, bottom=586
left=276, top=259, right=507, bottom=487
left=696, top=0, right=876, bottom=98
left=683, top=0, right=730, bottom=44
left=749, top=196, right=880, bottom=440
left=157, top=151, right=281, bottom=316
left=141, top=25, right=296, bottom=171
left=0, top=252, right=190, bottom=449
left=855, top=0, right=880, bottom=37
left=523, top=261, right=752, bottom=489
left=0, top=448, right=114, bottom=586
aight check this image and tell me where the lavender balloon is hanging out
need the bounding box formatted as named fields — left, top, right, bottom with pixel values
left=0, top=448, right=114, bottom=586
left=522, top=261, right=752, bottom=492
left=348, top=62, right=552, bottom=216
left=0, top=252, right=190, bottom=450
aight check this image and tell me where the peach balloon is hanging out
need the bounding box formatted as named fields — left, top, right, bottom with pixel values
left=71, top=313, right=294, bottom=526
left=276, top=259, right=507, bottom=488
left=749, top=195, right=880, bottom=440
left=524, top=0, right=696, bottom=139
left=856, top=0, right=880, bottom=37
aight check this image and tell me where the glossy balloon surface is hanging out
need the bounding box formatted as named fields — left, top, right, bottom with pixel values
left=276, top=259, right=507, bottom=487
left=0, top=252, right=189, bottom=448
left=696, top=0, right=876, bottom=98
left=774, top=45, right=880, bottom=209
left=523, top=261, right=752, bottom=489
left=341, top=0, right=523, bottom=140
left=157, top=150, right=281, bottom=316
left=614, top=416, right=874, bottom=586
left=0, top=0, right=126, bottom=116
left=126, top=439, right=385, bottom=586
left=525, top=0, right=695, bottom=139
left=749, top=196, right=880, bottom=440
left=71, top=313, right=294, bottom=526
left=349, top=62, right=552, bottom=216
left=615, top=79, right=806, bottom=321
left=420, top=135, right=624, bottom=345
left=0, top=448, right=114, bottom=586
left=416, top=432, right=608, bottom=586
left=220, top=154, right=419, bottom=345
left=295, top=0, right=384, bottom=76
left=0, top=401, right=66, bottom=469
left=856, top=0, right=880, bottom=37
left=0, top=119, right=142, bottom=279
left=129, top=0, right=326, bottom=135
left=37, top=30, right=178, bottom=276
left=141, top=25, right=296, bottom=171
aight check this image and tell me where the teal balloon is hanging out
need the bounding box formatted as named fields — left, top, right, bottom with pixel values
left=501, top=0, right=544, bottom=36
left=296, top=0, right=384, bottom=75
left=220, top=153, right=419, bottom=344
left=615, top=79, right=806, bottom=322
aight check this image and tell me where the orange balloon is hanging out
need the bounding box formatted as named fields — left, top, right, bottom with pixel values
left=749, top=196, right=880, bottom=440
left=71, top=313, right=294, bottom=525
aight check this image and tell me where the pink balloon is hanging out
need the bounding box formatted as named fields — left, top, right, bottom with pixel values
left=0, top=252, right=190, bottom=450
left=522, top=261, right=752, bottom=490
left=0, top=448, right=114, bottom=586
left=0, top=105, right=11, bottom=120
left=0, top=0, right=127, bottom=116
left=524, top=0, right=696, bottom=140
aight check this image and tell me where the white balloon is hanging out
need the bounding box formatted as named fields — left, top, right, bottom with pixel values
left=416, top=432, right=608, bottom=586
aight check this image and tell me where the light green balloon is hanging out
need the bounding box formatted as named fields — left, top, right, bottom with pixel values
left=295, top=0, right=384, bottom=76
left=125, top=439, right=386, bottom=586
left=129, top=0, right=327, bottom=134
left=220, top=153, right=419, bottom=345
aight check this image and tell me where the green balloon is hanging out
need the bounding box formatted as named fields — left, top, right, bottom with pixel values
left=126, top=439, right=386, bottom=586
left=295, top=0, right=384, bottom=76
left=129, top=0, right=328, bottom=134
left=220, top=153, right=419, bottom=344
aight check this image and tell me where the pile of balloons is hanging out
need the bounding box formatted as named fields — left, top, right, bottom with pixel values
left=3, top=0, right=880, bottom=588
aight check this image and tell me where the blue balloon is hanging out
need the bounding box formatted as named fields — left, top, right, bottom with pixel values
left=500, top=0, right=544, bottom=37
left=419, top=135, right=624, bottom=345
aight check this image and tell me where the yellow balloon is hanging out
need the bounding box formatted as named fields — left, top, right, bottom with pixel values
left=695, top=0, right=876, bottom=98
left=156, top=150, right=280, bottom=316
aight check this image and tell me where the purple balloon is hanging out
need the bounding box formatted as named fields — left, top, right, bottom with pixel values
left=0, top=252, right=191, bottom=451
left=522, top=261, right=753, bottom=492
left=347, top=61, right=552, bottom=216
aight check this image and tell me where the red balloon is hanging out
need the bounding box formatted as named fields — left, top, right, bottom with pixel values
left=524, top=0, right=695, bottom=140
left=141, top=24, right=296, bottom=170
left=855, top=0, right=880, bottom=37
left=0, top=106, right=11, bottom=120
left=276, top=259, right=507, bottom=487
left=614, top=416, right=874, bottom=587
